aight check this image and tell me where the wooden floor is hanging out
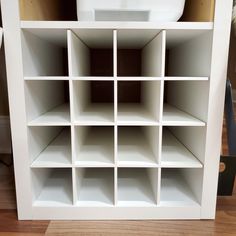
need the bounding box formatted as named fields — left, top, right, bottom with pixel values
left=0, top=118, right=235, bottom=236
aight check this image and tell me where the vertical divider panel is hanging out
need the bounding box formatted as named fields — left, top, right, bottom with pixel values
left=147, top=168, right=159, bottom=205
left=67, top=29, right=76, bottom=205
left=142, top=30, right=166, bottom=77
left=72, top=167, right=77, bottom=205
left=67, top=30, right=75, bottom=124
left=113, top=30, right=118, bottom=205
left=157, top=167, right=161, bottom=204
left=159, top=30, right=166, bottom=122
left=69, top=30, right=90, bottom=77
left=158, top=30, right=166, bottom=206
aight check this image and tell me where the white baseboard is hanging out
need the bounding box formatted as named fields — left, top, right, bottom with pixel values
left=0, top=116, right=12, bottom=154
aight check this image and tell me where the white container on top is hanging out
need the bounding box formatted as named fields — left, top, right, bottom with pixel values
left=76, top=0, right=186, bottom=22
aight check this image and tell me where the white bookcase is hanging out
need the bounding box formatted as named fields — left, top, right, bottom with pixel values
left=1, top=0, right=233, bottom=220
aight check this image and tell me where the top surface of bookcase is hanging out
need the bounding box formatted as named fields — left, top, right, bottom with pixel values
left=20, top=21, right=214, bottom=30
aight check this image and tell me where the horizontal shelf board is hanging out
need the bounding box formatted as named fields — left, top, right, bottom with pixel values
left=117, top=163, right=159, bottom=168
left=76, top=127, right=114, bottom=166
left=118, top=169, right=156, bottom=206
left=73, top=121, right=115, bottom=126
left=118, top=127, right=158, bottom=166
left=28, top=103, right=70, bottom=126
left=164, top=77, right=209, bottom=81
left=117, top=77, right=162, bottom=81
left=118, top=104, right=158, bottom=123
left=24, top=76, right=209, bottom=82
left=117, top=122, right=160, bottom=126
left=161, top=170, right=199, bottom=206
left=76, top=201, right=114, bottom=207
left=34, top=169, right=73, bottom=206
left=31, top=129, right=72, bottom=168
left=21, top=21, right=213, bottom=30
left=77, top=169, right=114, bottom=206
left=75, top=163, right=115, bottom=168
left=74, top=104, right=114, bottom=123
left=24, top=76, right=69, bottom=81
left=72, top=76, right=114, bottom=81
left=161, top=130, right=202, bottom=168
left=162, top=104, right=205, bottom=126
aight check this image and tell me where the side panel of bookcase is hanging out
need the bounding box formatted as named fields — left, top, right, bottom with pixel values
left=1, top=0, right=33, bottom=219
left=201, top=0, right=233, bottom=219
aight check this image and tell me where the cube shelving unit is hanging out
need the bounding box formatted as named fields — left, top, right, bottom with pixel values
left=1, top=0, right=233, bottom=220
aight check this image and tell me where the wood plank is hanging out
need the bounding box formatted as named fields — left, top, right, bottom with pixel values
left=0, top=210, right=49, bottom=234
left=0, top=233, right=44, bottom=236
left=182, top=0, right=215, bottom=22
left=45, top=211, right=236, bottom=236
left=19, top=0, right=77, bottom=21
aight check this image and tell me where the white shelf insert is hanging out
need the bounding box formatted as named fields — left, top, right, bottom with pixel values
left=118, top=126, right=159, bottom=167
left=25, top=80, right=70, bottom=125
left=28, top=103, right=70, bottom=126
left=73, top=80, right=114, bottom=124
left=33, top=168, right=73, bottom=206
left=76, top=168, right=114, bottom=206
left=161, top=129, right=202, bottom=168
left=118, top=81, right=162, bottom=124
left=118, top=168, right=158, bottom=206
left=21, top=29, right=68, bottom=76
left=161, top=168, right=202, bottom=207
left=162, top=104, right=205, bottom=126
left=31, top=128, right=71, bottom=167
left=75, top=126, right=114, bottom=166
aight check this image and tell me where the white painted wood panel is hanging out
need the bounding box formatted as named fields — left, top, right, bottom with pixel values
left=21, top=29, right=67, bottom=76
left=1, top=0, right=232, bottom=220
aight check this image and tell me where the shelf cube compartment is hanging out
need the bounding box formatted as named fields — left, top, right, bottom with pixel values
left=68, top=30, right=114, bottom=77
left=162, top=127, right=205, bottom=168
left=75, top=126, right=114, bottom=166
left=117, top=30, right=165, bottom=77
left=163, top=81, right=209, bottom=125
left=76, top=168, right=114, bottom=206
left=118, top=126, right=159, bottom=166
left=73, top=80, right=114, bottom=123
left=161, top=168, right=203, bottom=207
left=22, top=29, right=68, bottom=76
left=165, top=30, right=213, bottom=77
left=29, top=126, right=72, bottom=167
left=25, top=80, right=70, bottom=125
left=118, top=81, right=161, bottom=123
left=32, top=168, right=73, bottom=206
left=118, top=168, right=159, bottom=206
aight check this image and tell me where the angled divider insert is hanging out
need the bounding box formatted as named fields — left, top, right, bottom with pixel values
left=21, top=29, right=68, bottom=76
left=165, top=126, right=206, bottom=165
left=166, top=30, right=213, bottom=77
left=73, top=80, right=114, bottom=123
left=25, top=80, right=70, bottom=125
left=68, top=29, right=114, bottom=77
left=32, top=168, right=73, bottom=206
left=118, top=126, right=159, bottom=166
left=161, top=168, right=203, bottom=206
left=118, top=81, right=161, bottom=123
left=29, top=126, right=71, bottom=167
left=117, top=30, right=165, bottom=77
left=76, top=168, right=114, bottom=206
left=163, top=80, right=209, bottom=125
left=118, top=168, right=159, bottom=206
left=74, top=126, right=114, bottom=166
left=162, top=128, right=204, bottom=168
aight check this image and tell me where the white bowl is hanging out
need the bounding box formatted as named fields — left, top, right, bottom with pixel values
left=77, top=0, right=186, bottom=22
